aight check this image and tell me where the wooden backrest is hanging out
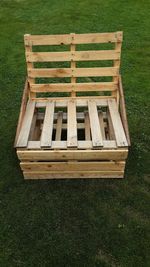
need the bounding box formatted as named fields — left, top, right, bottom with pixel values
left=24, top=32, right=123, bottom=99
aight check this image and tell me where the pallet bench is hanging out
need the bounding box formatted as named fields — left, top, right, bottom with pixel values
left=14, top=32, right=130, bottom=179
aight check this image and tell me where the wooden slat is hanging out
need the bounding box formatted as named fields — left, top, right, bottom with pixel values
left=84, top=111, right=91, bottom=140
left=40, top=101, right=55, bottom=147
left=24, top=171, right=124, bottom=179
left=108, top=99, right=128, bottom=147
left=16, top=100, right=35, bottom=147
left=88, top=100, right=103, bottom=147
left=24, top=34, right=35, bottom=98
left=119, top=75, right=130, bottom=146
left=36, top=98, right=108, bottom=108
left=27, top=140, right=116, bottom=150
left=67, top=100, right=77, bottom=147
left=28, top=67, right=119, bottom=78
left=24, top=32, right=122, bottom=46
left=26, top=50, right=120, bottom=62
left=55, top=111, right=63, bottom=141
left=70, top=33, right=76, bottom=97
left=98, top=111, right=106, bottom=140
left=14, top=78, right=29, bottom=147
left=31, top=82, right=118, bottom=93
left=21, top=161, right=125, bottom=172
left=17, top=149, right=128, bottom=161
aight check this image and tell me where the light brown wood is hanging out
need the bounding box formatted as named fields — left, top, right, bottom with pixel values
left=24, top=32, right=122, bottom=46
left=24, top=34, right=35, bottom=98
left=17, top=149, right=128, bottom=161
left=84, top=111, right=91, bottom=140
left=14, top=78, right=29, bottom=147
left=67, top=100, right=77, bottom=147
left=16, top=100, right=35, bottom=147
left=28, top=67, right=119, bottom=78
left=26, top=50, right=120, bottom=62
left=24, top=171, right=124, bottom=179
left=15, top=32, right=129, bottom=180
left=55, top=111, right=63, bottom=141
left=88, top=100, right=103, bottom=147
left=21, top=161, right=125, bottom=172
left=30, top=82, right=118, bottom=93
left=119, top=75, right=130, bottom=146
left=27, top=140, right=117, bottom=150
left=108, top=99, right=128, bottom=147
left=40, top=101, right=55, bottom=147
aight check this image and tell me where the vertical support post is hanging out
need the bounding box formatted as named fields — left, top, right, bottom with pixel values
left=112, top=31, right=123, bottom=107
left=70, top=33, right=76, bottom=97
left=24, top=34, right=36, bottom=99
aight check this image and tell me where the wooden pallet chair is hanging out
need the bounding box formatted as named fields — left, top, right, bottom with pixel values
left=14, top=32, right=130, bottom=179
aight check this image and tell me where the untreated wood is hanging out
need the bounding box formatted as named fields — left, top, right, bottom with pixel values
left=14, top=78, right=29, bottom=147
left=15, top=32, right=130, bottom=180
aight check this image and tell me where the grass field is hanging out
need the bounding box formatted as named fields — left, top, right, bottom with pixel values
left=0, top=0, right=150, bottom=266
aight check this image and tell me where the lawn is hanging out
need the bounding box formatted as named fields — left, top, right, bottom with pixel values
left=0, top=0, right=150, bottom=266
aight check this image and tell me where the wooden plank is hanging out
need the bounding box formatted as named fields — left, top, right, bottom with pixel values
left=21, top=161, right=125, bottom=172
left=26, top=50, right=120, bottom=62
left=108, top=99, right=128, bottom=147
left=67, top=100, right=77, bottom=147
left=70, top=33, right=76, bottom=97
left=40, top=101, right=55, bottom=147
left=14, top=78, right=29, bottom=147
left=84, top=111, right=91, bottom=140
left=24, top=32, right=122, bottom=46
left=17, top=149, right=128, bottom=161
left=24, top=34, right=35, bottom=98
left=55, top=111, right=63, bottom=141
left=88, top=100, right=103, bottom=147
left=119, top=75, right=130, bottom=146
left=31, top=82, right=118, bottom=93
left=36, top=98, right=108, bottom=108
left=24, top=171, right=124, bottom=179
left=98, top=111, right=106, bottom=140
left=27, top=140, right=116, bottom=150
left=28, top=67, right=119, bottom=78
left=16, top=100, right=35, bottom=147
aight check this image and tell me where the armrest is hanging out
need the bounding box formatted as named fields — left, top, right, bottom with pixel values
left=14, top=78, right=29, bottom=147
left=118, top=75, right=131, bottom=146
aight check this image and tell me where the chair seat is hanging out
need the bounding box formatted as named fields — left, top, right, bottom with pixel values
left=16, top=98, right=128, bottom=150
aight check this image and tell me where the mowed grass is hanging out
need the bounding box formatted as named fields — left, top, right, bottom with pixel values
left=0, top=0, right=150, bottom=266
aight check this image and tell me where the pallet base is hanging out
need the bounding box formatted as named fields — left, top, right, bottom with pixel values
left=18, top=150, right=128, bottom=179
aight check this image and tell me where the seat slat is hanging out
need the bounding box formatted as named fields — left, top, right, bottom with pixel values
left=108, top=99, right=128, bottom=147
left=31, top=82, right=118, bottom=93
left=16, top=100, right=35, bottom=147
left=67, top=100, right=77, bottom=147
left=84, top=111, right=91, bottom=141
left=26, top=50, right=120, bottom=62
left=28, top=67, right=119, bottom=78
left=55, top=111, right=63, bottom=141
left=88, top=100, right=103, bottom=147
left=40, top=101, right=55, bottom=147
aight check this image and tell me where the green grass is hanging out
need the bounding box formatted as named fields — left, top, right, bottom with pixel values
left=0, top=0, right=150, bottom=266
